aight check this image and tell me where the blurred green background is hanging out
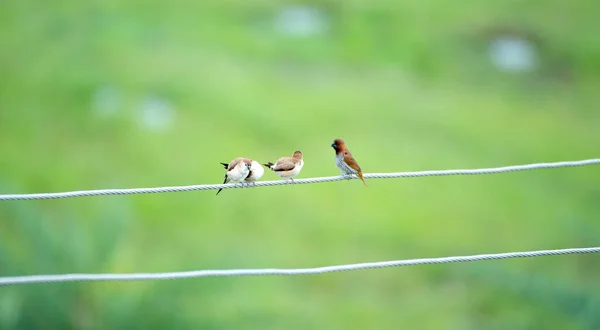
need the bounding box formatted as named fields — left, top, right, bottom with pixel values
left=1, top=0, right=599, bottom=329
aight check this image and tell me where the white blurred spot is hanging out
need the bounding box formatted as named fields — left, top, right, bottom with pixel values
left=488, top=36, right=537, bottom=73
left=138, top=96, right=175, bottom=132
left=274, top=5, right=328, bottom=37
left=92, top=85, right=121, bottom=117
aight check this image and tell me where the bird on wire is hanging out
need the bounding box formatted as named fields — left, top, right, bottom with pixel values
left=216, top=157, right=254, bottom=195
left=263, top=150, right=304, bottom=184
left=331, top=139, right=367, bottom=187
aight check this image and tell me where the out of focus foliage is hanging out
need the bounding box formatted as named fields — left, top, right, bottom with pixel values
left=1, top=0, right=599, bottom=329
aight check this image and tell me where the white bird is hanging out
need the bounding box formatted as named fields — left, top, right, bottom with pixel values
left=216, top=157, right=252, bottom=195
left=244, top=160, right=265, bottom=187
left=263, top=150, right=304, bottom=184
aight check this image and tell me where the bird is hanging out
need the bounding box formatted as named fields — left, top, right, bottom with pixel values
left=216, top=157, right=252, bottom=195
left=244, top=160, right=265, bottom=187
left=263, top=150, right=304, bottom=184
left=331, top=139, right=367, bottom=187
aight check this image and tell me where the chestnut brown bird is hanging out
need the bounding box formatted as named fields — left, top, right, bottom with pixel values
left=331, top=139, right=367, bottom=187
left=263, top=150, right=304, bottom=184
left=216, top=157, right=253, bottom=195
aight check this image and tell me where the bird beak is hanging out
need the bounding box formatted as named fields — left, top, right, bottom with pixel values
left=331, top=142, right=335, bottom=148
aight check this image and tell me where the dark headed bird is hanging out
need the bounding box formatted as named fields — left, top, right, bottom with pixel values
left=331, top=139, right=367, bottom=187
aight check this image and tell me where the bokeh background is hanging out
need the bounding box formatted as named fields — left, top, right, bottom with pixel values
left=1, top=0, right=599, bottom=329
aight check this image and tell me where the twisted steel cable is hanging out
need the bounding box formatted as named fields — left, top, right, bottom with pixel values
left=1, top=158, right=598, bottom=201
left=1, top=247, right=598, bottom=286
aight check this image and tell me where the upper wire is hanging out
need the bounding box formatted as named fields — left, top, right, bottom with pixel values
left=0, top=158, right=598, bottom=201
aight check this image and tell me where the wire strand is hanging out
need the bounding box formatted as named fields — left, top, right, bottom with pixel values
left=1, top=158, right=598, bottom=201
left=1, top=246, right=598, bottom=286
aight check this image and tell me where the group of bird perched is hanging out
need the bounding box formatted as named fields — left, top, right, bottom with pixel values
left=216, top=138, right=368, bottom=195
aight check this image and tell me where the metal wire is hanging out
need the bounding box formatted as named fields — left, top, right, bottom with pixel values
left=1, top=247, right=598, bottom=286
left=1, top=158, right=598, bottom=201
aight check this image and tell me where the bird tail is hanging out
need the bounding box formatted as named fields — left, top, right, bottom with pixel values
left=263, top=162, right=275, bottom=170
left=358, top=172, right=368, bottom=187
left=216, top=173, right=229, bottom=195
left=217, top=162, right=230, bottom=195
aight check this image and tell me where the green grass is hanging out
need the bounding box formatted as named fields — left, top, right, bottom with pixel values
left=1, top=0, right=599, bottom=329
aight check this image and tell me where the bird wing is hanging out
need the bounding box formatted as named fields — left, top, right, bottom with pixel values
left=227, top=158, right=242, bottom=171
left=273, top=158, right=297, bottom=171
left=343, top=151, right=362, bottom=172
left=227, top=158, right=251, bottom=170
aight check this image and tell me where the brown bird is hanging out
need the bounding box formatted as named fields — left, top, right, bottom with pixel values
left=263, top=150, right=304, bottom=184
left=331, top=139, right=367, bottom=187
left=216, top=157, right=253, bottom=195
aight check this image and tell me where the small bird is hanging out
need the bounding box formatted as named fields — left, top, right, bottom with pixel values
left=331, top=139, right=367, bottom=187
left=263, top=150, right=304, bottom=184
left=244, top=160, right=265, bottom=186
left=216, top=157, right=252, bottom=195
